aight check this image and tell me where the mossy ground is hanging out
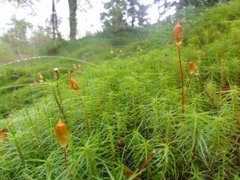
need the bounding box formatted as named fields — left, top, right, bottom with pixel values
left=0, top=1, right=239, bottom=179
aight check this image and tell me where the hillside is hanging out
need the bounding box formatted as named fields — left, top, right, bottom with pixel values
left=0, top=1, right=240, bottom=179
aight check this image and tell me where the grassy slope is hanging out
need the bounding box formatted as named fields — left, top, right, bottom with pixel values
left=0, top=23, right=172, bottom=118
left=0, top=58, right=81, bottom=118
left=0, top=1, right=240, bottom=179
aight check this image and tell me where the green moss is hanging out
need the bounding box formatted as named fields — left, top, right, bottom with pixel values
left=0, top=1, right=240, bottom=178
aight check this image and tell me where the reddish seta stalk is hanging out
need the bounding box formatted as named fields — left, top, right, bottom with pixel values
left=174, top=22, right=185, bottom=113
left=64, top=147, right=67, bottom=164
left=137, top=150, right=156, bottom=171
left=124, top=150, right=156, bottom=178
left=177, top=45, right=184, bottom=113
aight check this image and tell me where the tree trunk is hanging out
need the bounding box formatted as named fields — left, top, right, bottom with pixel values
left=131, top=17, right=135, bottom=27
left=52, top=0, right=59, bottom=39
left=68, top=0, right=77, bottom=40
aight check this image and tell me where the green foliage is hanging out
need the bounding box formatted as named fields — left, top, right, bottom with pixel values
left=0, top=40, right=15, bottom=63
left=38, top=37, right=66, bottom=55
left=0, top=59, right=74, bottom=118
left=127, top=0, right=149, bottom=27
left=101, top=0, right=149, bottom=32
left=0, top=0, right=240, bottom=179
left=0, top=49, right=239, bottom=178
left=1, top=18, right=33, bottom=55
left=56, top=29, right=151, bottom=61
left=101, top=0, right=128, bottom=32
left=178, top=0, right=231, bottom=8
left=30, top=25, right=52, bottom=52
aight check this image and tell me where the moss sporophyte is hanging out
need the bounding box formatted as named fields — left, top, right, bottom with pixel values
left=174, top=22, right=185, bottom=113
left=55, top=119, right=69, bottom=163
left=37, top=73, right=44, bottom=83
left=188, top=61, right=198, bottom=76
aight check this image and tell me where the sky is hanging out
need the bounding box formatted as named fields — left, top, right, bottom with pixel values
left=0, top=0, right=173, bottom=39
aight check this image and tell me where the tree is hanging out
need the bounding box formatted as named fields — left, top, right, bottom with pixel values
left=153, top=0, right=228, bottom=21
left=154, top=0, right=176, bottom=22
left=67, top=0, right=91, bottom=39
left=137, top=3, right=149, bottom=26
left=3, top=0, right=78, bottom=40
left=177, top=0, right=230, bottom=9
left=127, top=0, right=140, bottom=27
left=68, top=0, right=77, bottom=39
left=3, top=0, right=35, bottom=6
left=101, top=0, right=128, bottom=32
left=51, top=0, right=59, bottom=39
left=101, top=0, right=149, bottom=31
left=2, top=17, right=32, bottom=55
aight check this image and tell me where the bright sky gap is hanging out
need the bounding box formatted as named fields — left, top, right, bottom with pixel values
left=0, top=0, right=175, bottom=39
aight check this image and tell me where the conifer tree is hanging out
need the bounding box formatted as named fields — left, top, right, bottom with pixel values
left=178, top=0, right=230, bottom=8
left=154, top=0, right=176, bottom=22
left=101, top=0, right=149, bottom=31
left=51, top=0, right=59, bottom=39
left=127, top=0, right=149, bottom=27
left=127, top=0, right=139, bottom=27
left=137, top=3, right=149, bottom=26
left=101, top=0, right=128, bottom=32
